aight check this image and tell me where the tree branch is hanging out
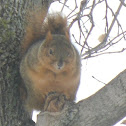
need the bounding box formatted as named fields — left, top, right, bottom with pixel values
left=81, top=0, right=124, bottom=59
left=36, top=69, right=126, bottom=126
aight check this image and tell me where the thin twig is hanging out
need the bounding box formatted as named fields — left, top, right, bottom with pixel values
left=81, top=1, right=124, bottom=58
left=92, top=76, right=106, bottom=85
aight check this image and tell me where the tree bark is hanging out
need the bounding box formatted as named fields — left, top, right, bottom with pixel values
left=0, top=0, right=51, bottom=126
left=36, top=69, right=126, bottom=126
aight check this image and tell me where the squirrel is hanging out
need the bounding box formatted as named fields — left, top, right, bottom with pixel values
left=20, top=9, right=81, bottom=113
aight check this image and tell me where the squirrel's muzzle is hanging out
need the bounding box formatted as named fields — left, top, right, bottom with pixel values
left=57, top=59, right=64, bottom=70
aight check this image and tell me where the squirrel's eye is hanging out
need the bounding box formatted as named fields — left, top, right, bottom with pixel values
left=49, top=49, right=53, bottom=55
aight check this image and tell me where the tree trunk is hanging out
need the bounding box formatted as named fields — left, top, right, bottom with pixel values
left=0, top=0, right=51, bottom=126
left=36, top=69, right=126, bottom=126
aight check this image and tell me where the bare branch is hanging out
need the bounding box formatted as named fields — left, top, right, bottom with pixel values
left=81, top=1, right=125, bottom=59
left=92, top=76, right=106, bottom=85
left=36, top=69, right=126, bottom=126
left=120, top=0, right=126, bottom=7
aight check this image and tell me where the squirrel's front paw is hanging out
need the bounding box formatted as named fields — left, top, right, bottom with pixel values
left=44, top=92, right=66, bottom=112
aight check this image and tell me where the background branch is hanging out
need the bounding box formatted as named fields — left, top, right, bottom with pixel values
left=81, top=0, right=125, bottom=59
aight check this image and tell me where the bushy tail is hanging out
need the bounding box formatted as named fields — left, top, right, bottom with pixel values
left=21, top=9, right=47, bottom=54
left=42, top=13, right=69, bottom=35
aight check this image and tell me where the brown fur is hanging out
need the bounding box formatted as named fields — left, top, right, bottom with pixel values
left=20, top=9, right=81, bottom=113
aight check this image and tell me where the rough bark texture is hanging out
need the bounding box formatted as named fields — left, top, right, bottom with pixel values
left=36, top=69, right=126, bottom=126
left=0, top=0, right=51, bottom=126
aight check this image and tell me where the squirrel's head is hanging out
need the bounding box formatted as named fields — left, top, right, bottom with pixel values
left=38, top=32, right=78, bottom=73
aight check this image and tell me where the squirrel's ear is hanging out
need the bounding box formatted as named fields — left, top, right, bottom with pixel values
left=65, top=31, right=70, bottom=42
left=46, top=31, right=53, bottom=42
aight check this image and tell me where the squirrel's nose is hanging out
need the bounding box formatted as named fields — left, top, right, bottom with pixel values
left=57, top=59, right=63, bottom=69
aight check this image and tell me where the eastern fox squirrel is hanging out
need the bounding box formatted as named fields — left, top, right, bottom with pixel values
left=20, top=9, right=81, bottom=113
